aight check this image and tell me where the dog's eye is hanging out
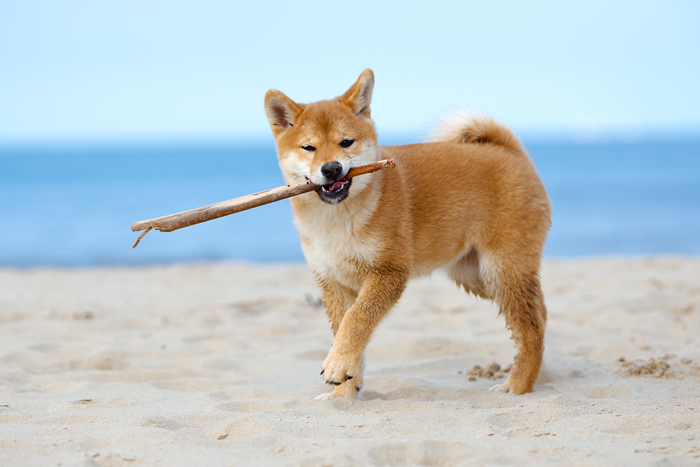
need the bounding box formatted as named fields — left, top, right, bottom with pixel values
left=339, top=139, right=354, bottom=148
left=302, top=145, right=316, bottom=152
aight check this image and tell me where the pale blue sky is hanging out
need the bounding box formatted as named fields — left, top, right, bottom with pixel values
left=1, top=0, right=698, bottom=143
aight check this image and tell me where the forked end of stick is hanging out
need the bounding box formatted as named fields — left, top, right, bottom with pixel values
left=132, top=227, right=152, bottom=249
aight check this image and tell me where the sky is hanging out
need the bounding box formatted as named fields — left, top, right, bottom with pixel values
left=1, top=0, right=699, bottom=143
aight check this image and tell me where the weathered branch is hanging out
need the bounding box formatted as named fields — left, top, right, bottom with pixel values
left=131, top=158, right=395, bottom=248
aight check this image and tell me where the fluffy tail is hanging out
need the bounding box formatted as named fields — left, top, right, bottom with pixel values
left=426, top=111, right=523, bottom=153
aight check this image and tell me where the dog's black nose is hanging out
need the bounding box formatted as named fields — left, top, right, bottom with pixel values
left=321, top=161, right=343, bottom=180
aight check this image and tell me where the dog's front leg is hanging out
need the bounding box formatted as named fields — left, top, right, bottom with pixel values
left=313, top=278, right=361, bottom=400
left=320, top=265, right=408, bottom=391
left=317, top=278, right=357, bottom=336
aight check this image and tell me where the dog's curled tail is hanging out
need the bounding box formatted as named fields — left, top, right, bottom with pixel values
left=426, top=111, right=523, bottom=153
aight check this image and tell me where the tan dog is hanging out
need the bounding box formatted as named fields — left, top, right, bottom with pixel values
left=264, top=69, right=551, bottom=400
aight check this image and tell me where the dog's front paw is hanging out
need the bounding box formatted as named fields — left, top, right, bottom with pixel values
left=321, top=349, right=361, bottom=387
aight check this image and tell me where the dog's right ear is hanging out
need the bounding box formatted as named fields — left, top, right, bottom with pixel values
left=342, top=68, right=374, bottom=118
left=265, top=90, right=303, bottom=137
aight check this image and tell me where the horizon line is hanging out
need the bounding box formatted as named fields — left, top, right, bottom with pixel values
left=1, top=126, right=700, bottom=148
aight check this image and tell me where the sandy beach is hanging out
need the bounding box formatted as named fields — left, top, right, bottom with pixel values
left=0, top=258, right=698, bottom=466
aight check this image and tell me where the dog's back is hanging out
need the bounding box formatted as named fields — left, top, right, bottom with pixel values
left=378, top=126, right=550, bottom=276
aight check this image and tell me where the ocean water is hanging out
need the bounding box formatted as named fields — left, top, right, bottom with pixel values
left=1, top=138, right=698, bottom=267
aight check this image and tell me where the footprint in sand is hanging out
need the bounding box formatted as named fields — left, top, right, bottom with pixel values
left=151, top=378, right=235, bottom=392
left=29, top=356, right=139, bottom=374
left=211, top=418, right=269, bottom=440
left=582, top=383, right=636, bottom=399
left=369, top=440, right=471, bottom=466
left=217, top=401, right=281, bottom=413
left=140, top=415, right=185, bottom=430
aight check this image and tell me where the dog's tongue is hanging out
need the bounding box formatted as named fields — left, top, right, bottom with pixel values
left=328, top=180, right=348, bottom=192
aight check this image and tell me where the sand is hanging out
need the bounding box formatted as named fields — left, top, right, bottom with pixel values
left=0, top=258, right=698, bottom=466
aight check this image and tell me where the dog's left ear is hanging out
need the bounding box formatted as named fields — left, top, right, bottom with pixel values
left=342, top=68, right=374, bottom=118
left=265, top=89, right=304, bottom=138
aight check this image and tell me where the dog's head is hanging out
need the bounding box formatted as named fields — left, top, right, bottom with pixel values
left=264, top=69, right=379, bottom=205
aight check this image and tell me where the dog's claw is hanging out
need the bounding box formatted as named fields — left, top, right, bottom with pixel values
left=345, top=375, right=353, bottom=380
left=326, top=381, right=342, bottom=386
left=320, top=370, right=324, bottom=376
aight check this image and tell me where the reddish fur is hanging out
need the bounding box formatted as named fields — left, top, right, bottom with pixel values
left=265, top=69, right=551, bottom=398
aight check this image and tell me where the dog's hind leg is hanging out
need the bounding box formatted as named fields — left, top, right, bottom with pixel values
left=314, top=278, right=363, bottom=400
left=449, top=248, right=543, bottom=393
left=486, top=264, right=547, bottom=394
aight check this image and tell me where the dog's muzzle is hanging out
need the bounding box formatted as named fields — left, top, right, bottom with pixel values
left=317, top=162, right=352, bottom=204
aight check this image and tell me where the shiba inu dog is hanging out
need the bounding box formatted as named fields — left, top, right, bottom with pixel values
left=264, top=69, right=551, bottom=400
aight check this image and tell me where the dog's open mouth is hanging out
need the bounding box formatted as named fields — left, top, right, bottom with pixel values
left=317, top=178, right=352, bottom=204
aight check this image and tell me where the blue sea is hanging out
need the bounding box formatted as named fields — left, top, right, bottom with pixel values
left=1, top=137, right=699, bottom=267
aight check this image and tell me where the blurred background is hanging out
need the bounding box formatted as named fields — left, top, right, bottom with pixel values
left=1, top=0, right=698, bottom=267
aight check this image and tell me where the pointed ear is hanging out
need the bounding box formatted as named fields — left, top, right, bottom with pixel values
left=264, top=90, right=303, bottom=137
left=341, top=68, right=374, bottom=118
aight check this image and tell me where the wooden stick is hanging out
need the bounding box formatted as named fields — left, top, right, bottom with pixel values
left=131, top=158, right=396, bottom=248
